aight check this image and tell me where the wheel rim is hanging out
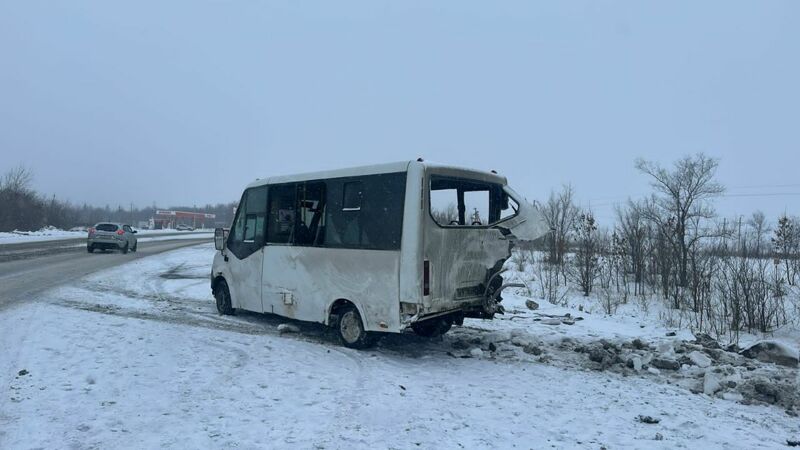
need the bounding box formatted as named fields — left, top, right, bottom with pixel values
left=340, top=311, right=362, bottom=344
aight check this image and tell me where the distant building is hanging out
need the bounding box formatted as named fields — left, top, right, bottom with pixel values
left=153, top=210, right=216, bottom=229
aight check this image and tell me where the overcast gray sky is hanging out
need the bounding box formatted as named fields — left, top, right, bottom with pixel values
left=1, top=1, right=798, bottom=224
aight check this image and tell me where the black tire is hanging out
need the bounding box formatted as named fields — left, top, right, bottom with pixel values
left=336, top=305, right=374, bottom=349
left=214, top=280, right=235, bottom=315
left=121, top=243, right=129, bottom=254
left=87, top=245, right=94, bottom=253
left=412, top=317, right=453, bottom=338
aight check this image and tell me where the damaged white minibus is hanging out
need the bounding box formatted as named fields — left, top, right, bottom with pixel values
left=211, top=160, right=548, bottom=348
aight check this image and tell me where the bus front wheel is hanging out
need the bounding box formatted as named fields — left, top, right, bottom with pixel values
left=214, top=280, right=235, bottom=315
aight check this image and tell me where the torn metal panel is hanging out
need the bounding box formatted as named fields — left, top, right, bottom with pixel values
left=499, top=186, right=550, bottom=242
left=422, top=224, right=512, bottom=317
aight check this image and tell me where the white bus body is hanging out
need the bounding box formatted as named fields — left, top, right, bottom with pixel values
left=211, top=160, right=547, bottom=347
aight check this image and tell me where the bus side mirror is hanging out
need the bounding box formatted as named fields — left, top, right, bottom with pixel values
left=215, top=228, right=226, bottom=251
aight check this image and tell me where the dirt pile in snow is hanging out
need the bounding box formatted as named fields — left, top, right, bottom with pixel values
left=447, top=328, right=800, bottom=414
left=740, top=341, right=799, bottom=368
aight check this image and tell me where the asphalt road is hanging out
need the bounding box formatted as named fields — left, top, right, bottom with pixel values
left=0, top=238, right=210, bottom=312
left=0, top=232, right=209, bottom=262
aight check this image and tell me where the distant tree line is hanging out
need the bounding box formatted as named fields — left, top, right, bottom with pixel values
left=523, top=154, right=800, bottom=343
left=0, top=166, right=237, bottom=232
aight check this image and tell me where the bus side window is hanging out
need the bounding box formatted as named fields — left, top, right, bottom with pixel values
left=324, top=180, right=362, bottom=247
left=243, top=186, right=267, bottom=244
left=228, top=186, right=267, bottom=259
left=342, top=181, right=362, bottom=211
left=267, top=184, right=297, bottom=245
left=324, top=173, right=405, bottom=250
left=295, top=182, right=326, bottom=247
left=360, top=173, right=405, bottom=249
left=230, top=192, right=247, bottom=247
left=340, top=181, right=363, bottom=245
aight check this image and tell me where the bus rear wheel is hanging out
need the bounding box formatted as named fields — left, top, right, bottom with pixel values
left=337, top=305, right=374, bottom=349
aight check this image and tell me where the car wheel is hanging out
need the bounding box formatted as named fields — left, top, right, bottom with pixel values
left=87, top=245, right=94, bottom=253
left=337, top=305, right=375, bottom=349
left=412, top=317, right=453, bottom=337
left=121, top=242, right=129, bottom=254
left=214, top=280, right=235, bottom=315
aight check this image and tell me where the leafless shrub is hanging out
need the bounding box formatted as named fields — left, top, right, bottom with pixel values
left=511, top=248, right=529, bottom=273
left=531, top=252, right=569, bottom=306
left=598, top=285, right=621, bottom=315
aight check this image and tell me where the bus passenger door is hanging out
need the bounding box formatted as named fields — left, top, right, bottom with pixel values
left=262, top=182, right=325, bottom=319
left=225, top=187, right=267, bottom=313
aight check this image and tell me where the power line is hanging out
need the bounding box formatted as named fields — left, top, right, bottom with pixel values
left=717, top=192, right=800, bottom=198
left=585, top=183, right=800, bottom=203
left=727, top=183, right=800, bottom=189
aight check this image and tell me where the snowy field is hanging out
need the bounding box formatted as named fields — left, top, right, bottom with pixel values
left=1, top=244, right=799, bottom=449
left=0, top=227, right=213, bottom=245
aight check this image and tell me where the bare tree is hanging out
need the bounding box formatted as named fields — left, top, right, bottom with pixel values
left=773, top=215, right=798, bottom=286
left=571, top=212, right=600, bottom=297
left=0, top=166, right=45, bottom=231
left=1, top=165, right=35, bottom=193
left=615, top=200, right=650, bottom=296
left=636, top=154, right=724, bottom=301
left=649, top=212, right=679, bottom=302
left=747, top=211, right=770, bottom=257
left=540, top=185, right=579, bottom=286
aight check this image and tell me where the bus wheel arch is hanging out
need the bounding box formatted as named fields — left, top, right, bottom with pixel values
left=328, top=299, right=375, bottom=349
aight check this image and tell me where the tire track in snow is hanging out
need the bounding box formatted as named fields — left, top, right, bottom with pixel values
left=322, top=346, right=371, bottom=448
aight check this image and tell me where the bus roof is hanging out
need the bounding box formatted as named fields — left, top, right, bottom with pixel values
left=245, top=160, right=508, bottom=189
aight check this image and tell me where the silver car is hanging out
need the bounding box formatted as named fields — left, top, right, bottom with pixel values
left=87, top=222, right=138, bottom=254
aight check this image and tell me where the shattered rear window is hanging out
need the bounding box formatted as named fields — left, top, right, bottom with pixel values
left=429, top=176, right=517, bottom=227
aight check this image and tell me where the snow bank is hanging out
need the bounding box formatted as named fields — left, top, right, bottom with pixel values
left=0, top=228, right=212, bottom=245
left=0, top=227, right=85, bottom=244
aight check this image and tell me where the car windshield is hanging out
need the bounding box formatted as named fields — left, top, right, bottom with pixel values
left=96, top=224, right=118, bottom=232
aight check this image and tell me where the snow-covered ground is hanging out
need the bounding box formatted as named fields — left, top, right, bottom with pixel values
left=0, top=227, right=213, bottom=245
left=1, top=244, right=799, bottom=449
